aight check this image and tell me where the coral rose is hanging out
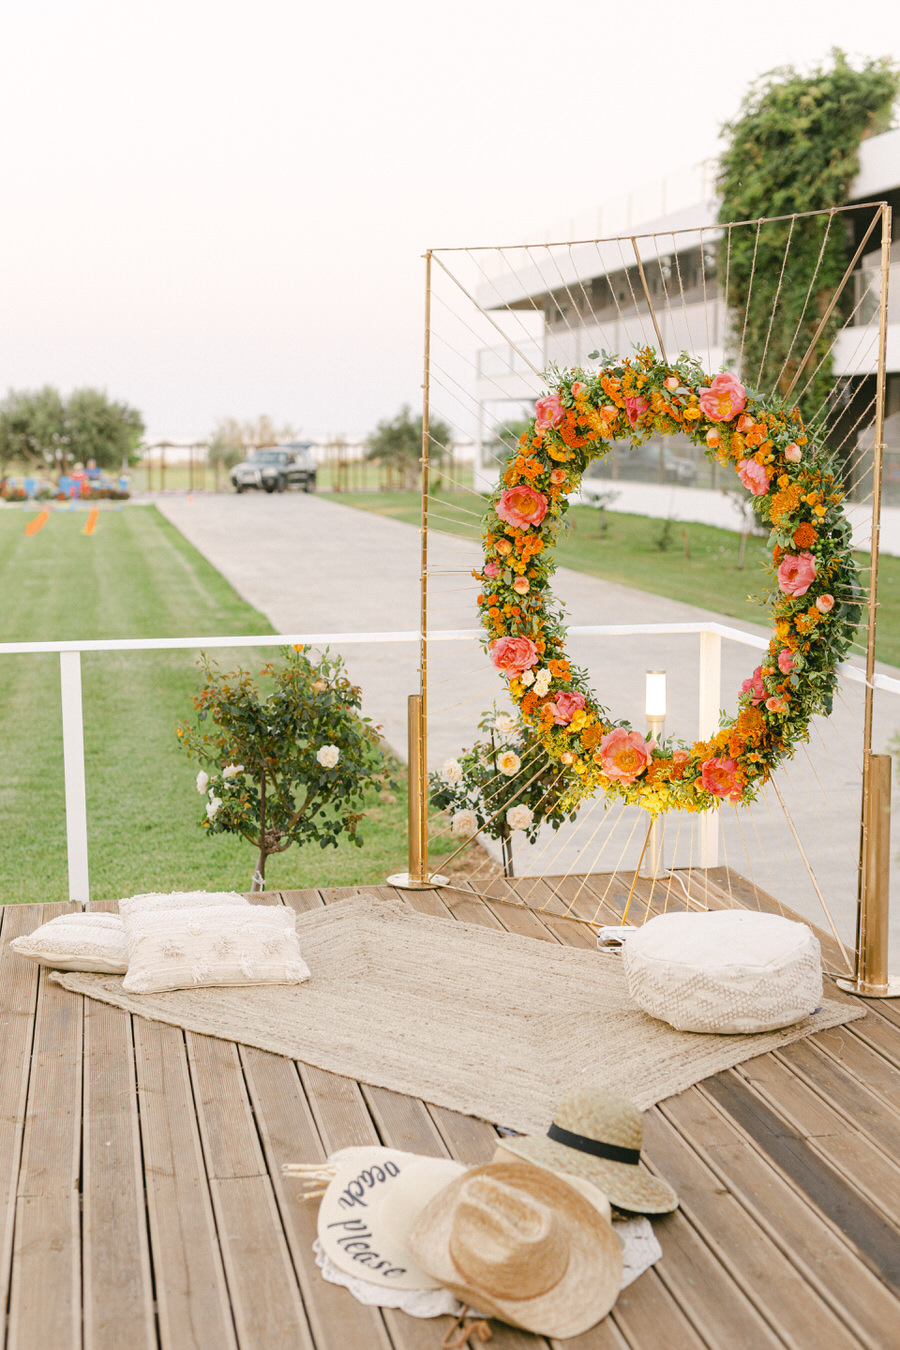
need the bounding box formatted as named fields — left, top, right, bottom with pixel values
left=740, top=666, right=766, bottom=705
left=483, top=561, right=499, bottom=579
left=698, top=372, right=747, bottom=422
left=664, top=376, right=679, bottom=391
left=766, top=697, right=788, bottom=714
left=777, top=648, right=795, bottom=674
left=598, top=728, right=655, bottom=785
left=571, top=382, right=585, bottom=398
left=495, top=538, right=512, bottom=556
left=777, top=551, right=816, bottom=597
left=701, top=756, right=742, bottom=802
left=549, top=468, right=567, bottom=485
left=736, top=458, right=769, bottom=496
left=784, top=443, right=802, bottom=462
left=490, top=635, right=539, bottom=679
left=535, top=395, right=564, bottom=430
left=816, top=593, right=834, bottom=613
left=549, top=690, right=586, bottom=726
left=625, top=396, right=650, bottom=427
left=706, top=429, right=721, bottom=447
left=512, top=576, right=530, bottom=595
left=496, top=485, right=548, bottom=530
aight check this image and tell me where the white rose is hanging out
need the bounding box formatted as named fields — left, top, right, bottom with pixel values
left=497, top=750, right=521, bottom=776
left=441, top=758, right=463, bottom=785
left=494, top=714, right=516, bottom=739
left=533, top=669, right=552, bottom=697
left=196, top=770, right=209, bottom=794
left=520, top=669, right=535, bottom=687
left=451, top=809, right=479, bottom=837
left=317, top=744, right=340, bottom=769
left=222, top=762, right=244, bottom=779
left=506, top=803, right=534, bottom=832
left=206, top=796, right=223, bottom=821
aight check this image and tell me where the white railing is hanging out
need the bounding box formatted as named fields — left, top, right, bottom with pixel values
left=2, top=623, right=897, bottom=907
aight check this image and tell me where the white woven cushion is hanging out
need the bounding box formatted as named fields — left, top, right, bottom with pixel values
left=11, top=912, right=128, bottom=974
left=118, top=890, right=249, bottom=918
left=122, top=904, right=311, bottom=993
left=621, top=910, right=822, bottom=1034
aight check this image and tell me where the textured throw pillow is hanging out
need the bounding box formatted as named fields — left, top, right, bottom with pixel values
left=119, top=890, right=249, bottom=919
left=11, top=912, right=129, bottom=974
left=122, top=904, right=311, bottom=993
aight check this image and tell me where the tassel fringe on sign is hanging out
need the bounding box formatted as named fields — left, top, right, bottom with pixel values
left=282, top=1161, right=339, bottom=1201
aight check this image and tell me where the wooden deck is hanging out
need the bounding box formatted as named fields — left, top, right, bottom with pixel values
left=2, top=869, right=900, bottom=1350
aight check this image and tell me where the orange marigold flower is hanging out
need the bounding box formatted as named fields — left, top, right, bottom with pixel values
left=793, top=522, right=817, bottom=549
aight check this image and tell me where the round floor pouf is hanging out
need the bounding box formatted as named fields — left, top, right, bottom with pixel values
left=621, top=910, right=823, bottom=1034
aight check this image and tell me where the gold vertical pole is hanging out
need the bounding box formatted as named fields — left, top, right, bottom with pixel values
left=386, top=252, right=447, bottom=891
left=641, top=709, right=666, bottom=879
left=840, top=204, right=898, bottom=996
left=838, top=755, right=899, bottom=996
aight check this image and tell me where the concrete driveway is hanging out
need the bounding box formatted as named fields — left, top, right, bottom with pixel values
left=156, top=491, right=900, bottom=957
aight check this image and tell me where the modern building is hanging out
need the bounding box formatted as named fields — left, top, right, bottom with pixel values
left=471, top=127, right=900, bottom=502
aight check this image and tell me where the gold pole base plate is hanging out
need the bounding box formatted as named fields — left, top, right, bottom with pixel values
left=386, top=872, right=450, bottom=890
left=835, top=977, right=900, bottom=999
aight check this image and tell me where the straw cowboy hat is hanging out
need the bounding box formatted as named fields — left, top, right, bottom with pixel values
left=495, top=1087, right=678, bottom=1214
left=284, top=1146, right=468, bottom=1290
left=406, top=1160, right=623, bottom=1338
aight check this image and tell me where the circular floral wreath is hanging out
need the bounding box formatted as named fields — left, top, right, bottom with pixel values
left=477, top=347, right=861, bottom=815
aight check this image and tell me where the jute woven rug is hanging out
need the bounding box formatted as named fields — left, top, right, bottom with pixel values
left=51, top=894, right=864, bottom=1132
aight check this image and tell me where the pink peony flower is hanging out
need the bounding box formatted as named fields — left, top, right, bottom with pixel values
left=777, top=551, right=816, bottom=597
left=512, top=576, right=530, bottom=595
left=598, top=728, right=655, bottom=785
left=737, top=458, right=769, bottom=496
left=777, top=648, right=795, bottom=674
left=698, top=372, right=747, bottom=423
left=535, top=394, right=565, bottom=430
left=490, top=635, right=539, bottom=679
left=625, top=396, right=650, bottom=427
left=483, top=561, right=500, bottom=579
left=740, top=666, right=766, bottom=705
left=549, top=690, right=586, bottom=726
left=816, top=593, right=834, bottom=613
left=784, top=443, right=802, bottom=462
left=496, top=485, right=548, bottom=530
left=701, top=756, right=743, bottom=802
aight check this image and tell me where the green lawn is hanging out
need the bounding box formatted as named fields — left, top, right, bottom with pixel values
left=0, top=503, right=412, bottom=904
left=330, top=490, right=896, bottom=667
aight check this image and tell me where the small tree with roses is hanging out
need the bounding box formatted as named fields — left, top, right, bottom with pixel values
left=429, top=708, right=577, bottom=877
left=176, top=645, right=391, bottom=890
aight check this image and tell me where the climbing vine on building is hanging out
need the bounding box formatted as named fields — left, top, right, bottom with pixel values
left=717, top=50, right=898, bottom=428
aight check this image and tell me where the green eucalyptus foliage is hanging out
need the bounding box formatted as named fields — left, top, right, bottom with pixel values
left=717, top=50, right=898, bottom=426
left=177, top=646, right=391, bottom=888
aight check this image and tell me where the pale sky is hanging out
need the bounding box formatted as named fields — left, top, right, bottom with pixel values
left=0, top=0, right=897, bottom=442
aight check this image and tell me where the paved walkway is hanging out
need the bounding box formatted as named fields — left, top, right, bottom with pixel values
left=155, top=493, right=900, bottom=957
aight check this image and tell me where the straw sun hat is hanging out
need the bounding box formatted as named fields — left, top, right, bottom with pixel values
left=496, top=1087, right=678, bottom=1214
left=406, top=1161, right=623, bottom=1339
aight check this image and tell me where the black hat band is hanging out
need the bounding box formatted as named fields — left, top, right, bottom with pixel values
left=547, top=1122, right=641, bottom=1167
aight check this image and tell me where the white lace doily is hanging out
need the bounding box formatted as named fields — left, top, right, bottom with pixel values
left=312, top=1215, right=662, bottom=1319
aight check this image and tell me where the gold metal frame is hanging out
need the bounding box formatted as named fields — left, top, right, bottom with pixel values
left=408, top=206, right=895, bottom=983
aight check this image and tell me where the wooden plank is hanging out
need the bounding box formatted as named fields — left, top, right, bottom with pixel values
left=8, top=907, right=83, bottom=1350
left=82, top=997, right=157, bottom=1350
left=0, top=904, right=44, bottom=1324
left=663, top=1082, right=900, bottom=1347
left=240, top=1046, right=395, bottom=1350
left=642, top=1102, right=862, bottom=1349
left=185, top=1032, right=311, bottom=1350
left=705, top=1069, right=900, bottom=1294
left=133, top=1017, right=238, bottom=1350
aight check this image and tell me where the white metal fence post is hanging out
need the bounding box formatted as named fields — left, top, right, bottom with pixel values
left=697, top=631, right=721, bottom=868
left=59, top=650, right=90, bottom=908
